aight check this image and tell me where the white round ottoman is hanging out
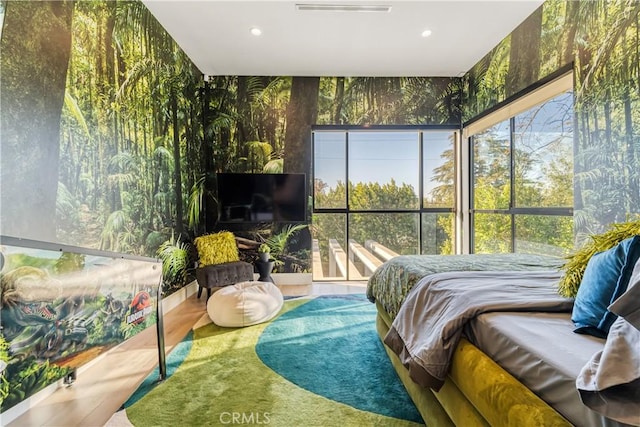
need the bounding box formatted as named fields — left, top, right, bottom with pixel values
left=207, top=281, right=283, bottom=327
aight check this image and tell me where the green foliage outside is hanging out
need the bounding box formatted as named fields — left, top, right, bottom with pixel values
left=471, top=91, right=575, bottom=255
left=312, top=130, right=458, bottom=266
left=313, top=180, right=454, bottom=257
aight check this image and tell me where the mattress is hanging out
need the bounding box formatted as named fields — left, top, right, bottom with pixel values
left=367, top=253, right=563, bottom=320
left=465, top=312, right=630, bottom=427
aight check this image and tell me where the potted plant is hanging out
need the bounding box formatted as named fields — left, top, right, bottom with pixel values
left=156, top=238, right=195, bottom=297
left=258, top=243, right=271, bottom=262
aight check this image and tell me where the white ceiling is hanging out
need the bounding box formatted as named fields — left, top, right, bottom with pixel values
left=143, top=0, right=544, bottom=77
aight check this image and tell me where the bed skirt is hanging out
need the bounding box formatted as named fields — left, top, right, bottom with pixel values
left=375, top=301, right=572, bottom=427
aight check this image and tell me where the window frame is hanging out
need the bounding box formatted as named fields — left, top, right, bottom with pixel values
left=312, top=125, right=458, bottom=280
left=465, top=71, right=574, bottom=254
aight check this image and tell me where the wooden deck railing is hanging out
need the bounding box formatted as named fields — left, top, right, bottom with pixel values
left=312, top=238, right=398, bottom=279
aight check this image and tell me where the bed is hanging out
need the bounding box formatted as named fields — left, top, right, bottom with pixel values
left=367, top=253, right=640, bottom=427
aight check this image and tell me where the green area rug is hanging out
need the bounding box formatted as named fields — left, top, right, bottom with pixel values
left=119, top=295, right=424, bottom=427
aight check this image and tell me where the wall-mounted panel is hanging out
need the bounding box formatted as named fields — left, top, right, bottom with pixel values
left=0, top=242, right=161, bottom=412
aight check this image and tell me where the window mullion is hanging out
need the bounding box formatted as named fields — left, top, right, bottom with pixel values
left=345, top=131, right=350, bottom=280
left=419, top=132, right=424, bottom=254
left=510, top=116, right=516, bottom=252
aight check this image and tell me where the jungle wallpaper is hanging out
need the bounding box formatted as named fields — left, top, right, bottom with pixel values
left=0, top=1, right=460, bottom=260
left=2, top=0, right=640, bottom=415
left=0, top=0, right=460, bottom=412
left=464, top=0, right=640, bottom=240
left=1, top=0, right=202, bottom=255
left=0, top=0, right=187, bottom=413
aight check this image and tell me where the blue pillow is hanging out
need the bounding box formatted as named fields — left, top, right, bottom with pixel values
left=572, top=235, right=640, bottom=338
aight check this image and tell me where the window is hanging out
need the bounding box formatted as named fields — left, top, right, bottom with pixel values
left=470, top=89, right=574, bottom=255
left=312, top=128, right=457, bottom=280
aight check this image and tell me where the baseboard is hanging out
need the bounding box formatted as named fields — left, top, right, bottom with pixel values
left=254, top=272, right=312, bottom=285
left=256, top=273, right=312, bottom=296
left=0, top=380, right=61, bottom=425
left=274, top=272, right=312, bottom=285
left=162, top=280, right=198, bottom=314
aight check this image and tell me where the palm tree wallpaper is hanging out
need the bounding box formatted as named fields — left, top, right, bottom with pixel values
left=1, top=0, right=640, bottom=414
left=0, top=0, right=195, bottom=412
left=464, top=0, right=640, bottom=241
left=0, top=0, right=460, bottom=411
left=1, top=2, right=460, bottom=259
left=1, top=1, right=203, bottom=254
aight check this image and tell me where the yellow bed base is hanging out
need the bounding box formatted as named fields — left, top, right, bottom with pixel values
left=375, top=301, right=572, bottom=427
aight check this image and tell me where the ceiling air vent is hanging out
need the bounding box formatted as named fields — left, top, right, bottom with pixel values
left=295, top=3, right=392, bottom=12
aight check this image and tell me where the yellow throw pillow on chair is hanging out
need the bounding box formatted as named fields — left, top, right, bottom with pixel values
left=194, top=231, right=240, bottom=266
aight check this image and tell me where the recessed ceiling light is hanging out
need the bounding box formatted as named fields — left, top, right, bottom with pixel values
left=296, top=3, right=391, bottom=12
left=250, top=27, right=262, bottom=36
left=421, top=29, right=432, bottom=38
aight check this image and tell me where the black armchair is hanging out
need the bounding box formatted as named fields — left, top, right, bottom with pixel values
left=195, top=261, right=254, bottom=300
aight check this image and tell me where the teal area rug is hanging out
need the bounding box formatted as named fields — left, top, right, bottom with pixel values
left=256, top=295, right=422, bottom=423
left=117, top=295, right=423, bottom=427
left=123, top=330, right=194, bottom=408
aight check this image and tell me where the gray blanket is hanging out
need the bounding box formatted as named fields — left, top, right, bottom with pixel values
left=384, top=270, right=574, bottom=391
left=577, top=261, right=640, bottom=426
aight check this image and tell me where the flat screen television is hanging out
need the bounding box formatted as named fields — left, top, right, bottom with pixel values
left=217, top=173, right=306, bottom=223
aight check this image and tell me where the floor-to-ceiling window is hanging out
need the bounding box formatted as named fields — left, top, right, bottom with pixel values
left=468, top=81, right=574, bottom=255
left=312, top=128, right=457, bottom=280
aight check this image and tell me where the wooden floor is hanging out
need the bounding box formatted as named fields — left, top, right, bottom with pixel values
left=5, top=282, right=366, bottom=427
